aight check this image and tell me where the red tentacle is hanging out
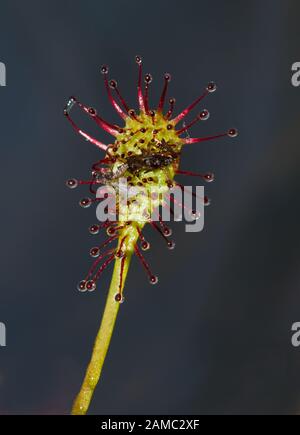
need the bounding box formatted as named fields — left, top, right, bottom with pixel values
left=183, top=128, right=238, bottom=144
left=157, top=73, right=171, bottom=113
left=64, top=98, right=108, bottom=151
left=101, top=66, right=127, bottom=120
left=135, top=55, right=145, bottom=112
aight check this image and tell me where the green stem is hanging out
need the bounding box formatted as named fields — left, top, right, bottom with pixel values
left=71, top=252, right=133, bottom=415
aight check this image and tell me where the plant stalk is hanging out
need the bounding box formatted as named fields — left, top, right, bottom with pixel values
left=71, top=252, right=133, bottom=415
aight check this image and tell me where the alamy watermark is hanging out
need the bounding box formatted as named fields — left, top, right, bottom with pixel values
left=0, top=322, right=6, bottom=347
left=93, top=179, right=205, bottom=232
left=291, top=322, right=300, bottom=347
left=0, top=62, right=6, bottom=86
left=291, top=62, right=300, bottom=87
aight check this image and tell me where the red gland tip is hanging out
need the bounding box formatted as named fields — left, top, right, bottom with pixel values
left=199, top=109, right=210, bottom=121
left=228, top=128, right=238, bottom=138
left=163, top=227, right=172, bottom=237
left=206, top=81, right=217, bottom=93
left=88, top=107, right=97, bottom=116
left=204, top=173, right=215, bottom=182
left=115, top=250, right=125, bottom=259
left=86, top=280, right=96, bottom=292
left=109, top=79, right=117, bottom=89
left=115, top=293, right=124, bottom=303
left=141, top=241, right=150, bottom=251
left=66, top=178, right=78, bottom=189
left=167, top=241, right=176, bottom=250
left=89, top=224, right=100, bottom=235
left=144, top=73, right=153, bottom=84
left=90, top=247, right=100, bottom=258
left=204, top=196, right=211, bottom=206
left=149, top=275, right=159, bottom=285
left=79, top=197, right=92, bottom=208
left=106, top=226, right=116, bottom=236
left=101, top=65, right=109, bottom=74
left=77, top=280, right=87, bottom=292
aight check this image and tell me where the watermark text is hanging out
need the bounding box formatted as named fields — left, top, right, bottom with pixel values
left=291, top=62, right=300, bottom=87
left=0, top=322, right=6, bottom=347
left=0, top=62, right=6, bottom=86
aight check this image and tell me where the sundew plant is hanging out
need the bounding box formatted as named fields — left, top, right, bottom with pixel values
left=64, top=56, right=237, bottom=414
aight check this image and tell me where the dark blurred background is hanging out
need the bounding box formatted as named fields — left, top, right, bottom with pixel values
left=0, top=0, right=300, bottom=415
